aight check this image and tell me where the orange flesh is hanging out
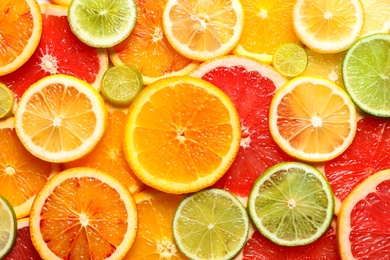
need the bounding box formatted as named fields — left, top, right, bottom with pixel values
left=40, top=177, right=129, bottom=259
left=276, top=82, right=352, bottom=154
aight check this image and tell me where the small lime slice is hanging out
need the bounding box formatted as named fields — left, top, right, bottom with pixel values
left=0, top=83, right=14, bottom=119
left=248, top=162, right=334, bottom=247
left=342, top=33, right=390, bottom=117
left=173, top=188, right=249, bottom=260
left=101, top=65, right=143, bottom=106
left=68, top=0, right=137, bottom=48
left=272, top=43, right=308, bottom=77
left=0, top=195, right=17, bottom=259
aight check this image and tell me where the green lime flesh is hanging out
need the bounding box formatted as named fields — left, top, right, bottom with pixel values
left=0, top=83, right=14, bottom=119
left=248, top=162, right=334, bottom=247
left=342, top=33, right=390, bottom=117
left=273, top=43, right=308, bottom=78
left=173, top=188, right=249, bottom=260
left=0, top=195, right=17, bottom=259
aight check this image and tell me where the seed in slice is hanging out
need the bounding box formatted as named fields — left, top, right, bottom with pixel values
left=173, top=188, right=249, bottom=260
left=15, top=74, right=107, bottom=163
left=272, top=43, right=308, bottom=78
left=342, top=33, right=390, bottom=117
left=68, top=0, right=137, bottom=48
left=338, top=168, right=390, bottom=259
left=101, top=65, right=143, bottom=106
left=162, top=0, right=244, bottom=61
left=292, top=0, right=364, bottom=53
left=248, top=162, right=334, bottom=247
left=0, top=84, right=14, bottom=119
left=29, top=167, right=138, bottom=260
left=0, top=195, right=17, bottom=259
left=269, top=76, right=357, bottom=162
left=360, top=0, right=390, bottom=37
left=124, top=76, right=241, bottom=194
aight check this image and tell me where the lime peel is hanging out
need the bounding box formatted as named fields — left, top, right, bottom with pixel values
left=0, top=195, right=17, bottom=259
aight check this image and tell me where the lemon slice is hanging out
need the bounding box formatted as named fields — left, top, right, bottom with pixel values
left=272, top=43, right=308, bottom=78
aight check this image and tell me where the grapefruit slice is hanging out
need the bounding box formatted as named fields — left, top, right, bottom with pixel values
left=0, top=4, right=108, bottom=100
left=190, top=55, right=293, bottom=199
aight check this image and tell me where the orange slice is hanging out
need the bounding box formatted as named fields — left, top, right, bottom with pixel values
left=14, top=74, right=107, bottom=163
left=269, top=76, right=357, bottom=162
left=162, top=0, right=244, bottom=61
left=0, top=0, right=42, bottom=76
left=109, top=0, right=198, bottom=85
left=29, top=167, right=138, bottom=260
left=124, top=76, right=241, bottom=194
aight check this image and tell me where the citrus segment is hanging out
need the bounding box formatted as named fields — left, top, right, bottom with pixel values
left=124, top=76, right=241, bottom=194
left=15, top=74, right=107, bottom=163
left=0, top=0, right=42, bottom=76
left=0, top=195, right=17, bottom=259
left=272, top=43, right=308, bottom=78
left=162, top=0, right=244, bottom=61
left=0, top=83, right=14, bottom=119
left=269, top=76, right=357, bottom=162
left=360, top=0, right=390, bottom=37
left=248, top=162, right=334, bottom=246
left=29, top=167, right=138, bottom=260
left=292, top=0, right=364, bottom=53
left=338, top=169, right=390, bottom=259
left=173, top=188, right=249, bottom=260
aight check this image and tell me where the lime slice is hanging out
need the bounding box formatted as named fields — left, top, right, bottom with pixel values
left=272, top=43, right=308, bottom=77
left=0, top=195, right=17, bottom=259
left=68, top=0, right=137, bottom=48
left=172, top=188, right=249, bottom=260
left=248, top=162, right=334, bottom=247
left=342, top=33, right=390, bottom=117
left=101, top=65, right=143, bottom=106
left=0, top=83, right=14, bottom=119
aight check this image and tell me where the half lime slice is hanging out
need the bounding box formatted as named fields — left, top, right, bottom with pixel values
left=248, top=162, right=334, bottom=246
left=272, top=43, right=308, bottom=78
left=0, top=83, right=14, bottom=119
left=0, top=195, right=17, bottom=258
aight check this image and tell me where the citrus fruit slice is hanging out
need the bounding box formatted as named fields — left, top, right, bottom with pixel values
left=101, top=65, right=143, bottom=106
left=360, top=0, right=390, bottom=37
left=269, top=76, right=357, bottom=162
left=123, top=188, right=187, bottom=259
left=109, top=0, right=198, bottom=85
left=338, top=168, right=390, bottom=259
left=0, top=83, right=14, bottom=119
left=48, top=0, right=70, bottom=6
left=29, top=167, right=138, bottom=260
left=191, top=55, right=292, bottom=199
left=0, top=3, right=108, bottom=100
left=272, top=43, right=308, bottom=78
left=292, top=0, right=364, bottom=53
left=63, top=107, right=145, bottom=194
left=68, top=0, right=137, bottom=48
left=233, top=0, right=301, bottom=64
left=342, top=33, right=390, bottom=117
left=0, top=0, right=42, bottom=76
left=3, top=218, right=41, bottom=260
left=0, top=195, right=17, bottom=259
left=248, top=162, right=334, bottom=246
left=172, top=188, right=249, bottom=260
left=14, top=74, right=107, bottom=163
left=124, top=76, right=241, bottom=194
left=162, top=0, right=244, bottom=61
left=0, top=117, right=55, bottom=219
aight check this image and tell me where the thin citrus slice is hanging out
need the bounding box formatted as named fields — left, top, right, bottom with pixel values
left=124, top=75, right=241, bottom=194
left=292, top=0, right=364, bottom=53
left=360, top=0, right=390, bottom=37
left=0, top=83, right=14, bottom=119
left=48, top=0, right=70, bottom=6
left=123, top=188, right=187, bottom=259
left=0, top=117, right=55, bottom=219
left=15, top=74, right=107, bottom=163
left=0, top=195, right=17, bottom=259
left=272, top=43, right=308, bottom=78
left=63, top=106, right=145, bottom=194
left=0, top=3, right=108, bottom=100
left=68, top=0, right=137, bottom=48
left=233, top=0, right=301, bottom=64
left=109, top=0, right=198, bottom=85
left=162, top=0, right=244, bottom=61
left=172, top=188, right=249, bottom=260
left=248, top=162, right=334, bottom=247
left=101, top=65, right=143, bottom=106
left=29, top=167, right=138, bottom=260
left=342, top=33, right=390, bottom=117
left=0, top=0, right=42, bottom=76
left=269, top=76, right=357, bottom=162
left=338, top=168, right=390, bottom=259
